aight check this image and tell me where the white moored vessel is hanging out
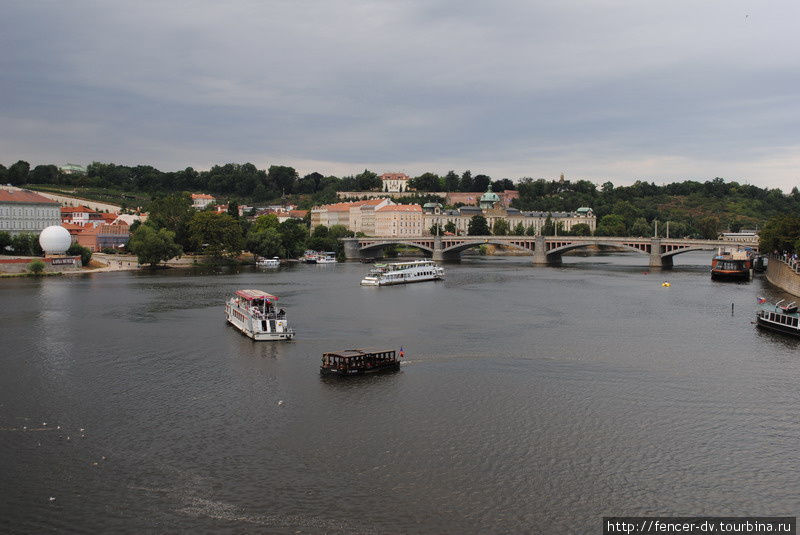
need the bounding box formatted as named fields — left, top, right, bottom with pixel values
left=255, top=256, right=280, bottom=267
left=316, top=252, right=337, bottom=264
left=360, top=260, right=444, bottom=286
left=225, top=289, right=295, bottom=340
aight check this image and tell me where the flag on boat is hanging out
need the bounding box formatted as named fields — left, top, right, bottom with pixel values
left=757, top=296, right=767, bottom=304
left=399, top=346, right=404, bottom=358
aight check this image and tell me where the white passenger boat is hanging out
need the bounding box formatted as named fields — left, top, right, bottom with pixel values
left=316, top=252, right=337, bottom=264
left=255, top=256, right=280, bottom=267
left=225, top=289, right=294, bottom=340
left=360, top=260, right=444, bottom=286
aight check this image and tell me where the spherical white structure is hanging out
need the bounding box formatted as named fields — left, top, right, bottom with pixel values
left=39, top=226, right=72, bottom=255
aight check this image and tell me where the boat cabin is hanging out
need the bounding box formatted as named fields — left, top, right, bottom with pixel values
left=320, top=349, right=400, bottom=376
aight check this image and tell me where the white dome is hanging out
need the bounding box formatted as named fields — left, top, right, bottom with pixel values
left=39, top=226, right=72, bottom=255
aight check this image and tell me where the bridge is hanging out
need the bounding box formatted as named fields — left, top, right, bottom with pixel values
left=341, top=235, right=758, bottom=268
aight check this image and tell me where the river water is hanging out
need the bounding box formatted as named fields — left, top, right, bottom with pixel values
left=1, top=252, right=798, bottom=533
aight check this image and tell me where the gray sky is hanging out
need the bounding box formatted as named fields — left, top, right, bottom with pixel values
left=2, top=0, right=799, bottom=188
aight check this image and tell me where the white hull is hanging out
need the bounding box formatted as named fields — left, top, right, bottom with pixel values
left=225, top=302, right=294, bottom=341
left=361, top=261, right=444, bottom=286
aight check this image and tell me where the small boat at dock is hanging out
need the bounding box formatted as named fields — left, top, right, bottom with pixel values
left=316, top=252, right=337, bottom=264
left=255, top=256, right=280, bottom=267
left=756, top=299, right=800, bottom=337
left=711, top=248, right=753, bottom=281
left=320, top=349, right=401, bottom=376
left=225, top=289, right=294, bottom=341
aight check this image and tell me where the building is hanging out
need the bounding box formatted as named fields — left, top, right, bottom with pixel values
left=60, top=206, right=105, bottom=227
left=720, top=230, right=759, bottom=245
left=191, top=193, right=216, bottom=209
left=311, top=199, right=393, bottom=231
left=380, top=173, right=411, bottom=193
left=446, top=189, right=519, bottom=208
left=423, top=201, right=596, bottom=236
left=374, top=204, right=424, bottom=237
left=74, top=220, right=130, bottom=251
left=0, top=189, right=61, bottom=235
left=277, top=210, right=308, bottom=223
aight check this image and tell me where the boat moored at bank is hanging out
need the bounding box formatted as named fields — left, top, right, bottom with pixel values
left=360, top=260, right=444, bottom=286
left=255, top=256, right=280, bottom=267
left=225, top=289, right=294, bottom=341
left=711, top=248, right=753, bottom=281
left=756, top=298, right=800, bottom=337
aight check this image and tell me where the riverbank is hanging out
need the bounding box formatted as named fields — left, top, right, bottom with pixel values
left=765, top=254, right=800, bottom=296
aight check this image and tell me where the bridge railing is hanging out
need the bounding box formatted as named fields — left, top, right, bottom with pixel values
left=772, top=253, right=800, bottom=274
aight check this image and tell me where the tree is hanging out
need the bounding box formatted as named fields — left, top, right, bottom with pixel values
left=459, top=170, right=472, bottom=192
left=147, top=193, right=194, bottom=248
left=696, top=216, right=720, bottom=239
left=355, top=169, right=380, bottom=191
left=28, top=260, right=45, bottom=274
left=759, top=215, right=800, bottom=253
left=8, top=160, right=30, bottom=186
left=67, top=243, right=92, bottom=266
left=571, top=223, right=591, bottom=236
left=11, top=233, right=41, bottom=256
left=444, top=171, right=459, bottom=192
left=410, top=172, right=441, bottom=192
left=525, top=224, right=537, bottom=236
left=29, top=164, right=59, bottom=184
left=629, top=217, right=652, bottom=237
left=267, top=165, right=298, bottom=194
left=227, top=201, right=239, bottom=219
left=542, top=215, right=555, bottom=236
left=188, top=211, right=244, bottom=260
left=0, top=231, right=11, bottom=253
left=595, top=214, right=626, bottom=236
left=129, top=225, right=182, bottom=266
left=468, top=215, right=490, bottom=235
left=278, top=219, right=309, bottom=258
left=513, top=222, right=526, bottom=235
left=493, top=219, right=510, bottom=236
left=430, top=223, right=444, bottom=235
left=444, top=221, right=457, bottom=235
left=472, top=174, right=491, bottom=192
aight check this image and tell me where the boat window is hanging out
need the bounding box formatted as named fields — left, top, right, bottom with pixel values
left=794, top=318, right=798, bottom=327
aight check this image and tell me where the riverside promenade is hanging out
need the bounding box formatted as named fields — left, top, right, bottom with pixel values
left=766, top=254, right=800, bottom=296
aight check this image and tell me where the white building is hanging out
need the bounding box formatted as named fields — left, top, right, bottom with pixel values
left=380, top=173, right=411, bottom=193
left=0, top=189, right=61, bottom=235
left=191, top=193, right=216, bottom=209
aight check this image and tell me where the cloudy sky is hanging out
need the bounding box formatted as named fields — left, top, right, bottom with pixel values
left=2, top=1, right=799, bottom=188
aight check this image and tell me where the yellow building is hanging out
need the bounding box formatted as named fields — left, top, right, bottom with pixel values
left=374, top=204, right=424, bottom=237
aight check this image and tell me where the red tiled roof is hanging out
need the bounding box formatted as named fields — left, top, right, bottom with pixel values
left=377, top=204, right=422, bottom=212
left=0, top=190, right=59, bottom=204
left=319, top=199, right=390, bottom=212
left=380, top=173, right=410, bottom=181
left=191, top=193, right=214, bottom=199
left=287, top=210, right=308, bottom=218
left=61, top=205, right=95, bottom=213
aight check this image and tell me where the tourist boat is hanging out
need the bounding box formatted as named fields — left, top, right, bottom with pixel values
left=756, top=299, right=800, bottom=337
left=316, top=252, right=337, bottom=264
left=360, top=260, right=444, bottom=286
left=255, top=256, right=280, bottom=267
left=320, top=348, right=401, bottom=376
left=302, top=250, right=318, bottom=263
left=225, top=289, right=294, bottom=341
left=711, top=248, right=753, bottom=281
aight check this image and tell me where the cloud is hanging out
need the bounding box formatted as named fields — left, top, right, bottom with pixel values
left=1, top=0, right=799, bottom=189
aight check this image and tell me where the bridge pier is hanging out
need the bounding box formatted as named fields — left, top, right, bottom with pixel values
left=648, top=239, right=673, bottom=269
left=343, top=239, right=362, bottom=260
left=432, top=235, right=444, bottom=262
left=532, top=236, right=560, bottom=265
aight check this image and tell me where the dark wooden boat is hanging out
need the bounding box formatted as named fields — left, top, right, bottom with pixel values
left=711, top=249, right=753, bottom=281
left=320, top=349, right=401, bottom=376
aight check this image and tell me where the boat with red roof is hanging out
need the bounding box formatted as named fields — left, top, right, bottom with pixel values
left=225, top=289, right=295, bottom=340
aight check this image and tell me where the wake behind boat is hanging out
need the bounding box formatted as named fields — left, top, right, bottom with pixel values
left=360, top=260, right=444, bottom=286
left=225, top=289, right=295, bottom=340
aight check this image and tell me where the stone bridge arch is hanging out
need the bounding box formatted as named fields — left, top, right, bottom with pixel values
left=441, top=239, right=533, bottom=258
left=358, top=240, right=435, bottom=257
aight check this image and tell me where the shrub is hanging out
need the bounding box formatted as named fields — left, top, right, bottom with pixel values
left=28, top=259, right=45, bottom=274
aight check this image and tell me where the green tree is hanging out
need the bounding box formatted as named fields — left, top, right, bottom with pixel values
left=468, top=215, right=490, bottom=235
left=629, top=217, right=652, bottom=237
left=410, top=172, right=441, bottom=192
left=246, top=214, right=282, bottom=258
left=355, top=169, right=380, bottom=191
left=444, top=221, right=457, bottom=234
left=492, top=219, right=510, bottom=235
left=570, top=223, right=591, bottom=236
left=0, top=231, right=11, bottom=254
left=28, top=259, right=45, bottom=274
left=188, top=211, right=244, bottom=260
left=227, top=201, right=239, bottom=219
left=512, top=222, right=526, bottom=235
left=472, top=174, right=491, bottom=192
left=595, top=214, right=626, bottom=236
left=29, top=164, right=59, bottom=184
left=696, top=216, right=720, bottom=239
left=430, top=223, right=444, bottom=235
left=278, top=219, right=310, bottom=258
left=444, top=171, right=459, bottom=192
left=67, top=243, right=92, bottom=266
left=147, top=193, right=194, bottom=248
left=525, top=224, right=537, bottom=236
left=128, top=225, right=183, bottom=266
left=542, top=214, right=555, bottom=236
left=759, top=215, right=800, bottom=253
left=459, top=170, right=473, bottom=192
left=8, top=160, right=30, bottom=186
left=267, top=165, right=299, bottom=194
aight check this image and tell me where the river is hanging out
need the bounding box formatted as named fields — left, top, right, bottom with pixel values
left=1, top=252, right=798, bottom=533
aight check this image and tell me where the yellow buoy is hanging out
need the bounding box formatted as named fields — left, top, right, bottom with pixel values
left=662, top=282, right=671, bottom=287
